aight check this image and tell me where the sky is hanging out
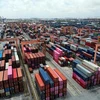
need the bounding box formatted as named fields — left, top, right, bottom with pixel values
left=0, top=0, right=100, bottom=18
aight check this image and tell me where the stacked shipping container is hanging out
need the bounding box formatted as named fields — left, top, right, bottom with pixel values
left=35, top=67, right=67, bottom=100
left=47, top=41, right=100, bottom=62
left=46, top=43, right=74, bottom=66
left=72, top=59, right=100, bottom=89
left=0, top=42, right=23, bottom=97
left=23, top=45, right=45, bottom=69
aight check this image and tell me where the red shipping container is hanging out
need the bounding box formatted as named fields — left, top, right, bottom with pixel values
left=46, top=97, right=50, bottom=100
left=13, top=68, right=18, bottom=84
left=46, top=92, right=50, bottom=97
left=3, top=51, right=5, bottom=60
left=82, top=51, right=92, bottom=58
left=32, top=54, right=37, bottom=65
left=26, top=53, right=31, bottom=65
left=63, top=91, right=67, bottom=96
left=29, top=53, right=33, bottom=64
left=9, top=82, right=14, bottom=87
left=35, top=53, right=39, bottom=66
left=19, top=82, right=24, bottom=92
left=55, top=82, right=58, bottom=87
left=3, top=70, right=9, bottom=88
left=9, top=59, right=12, bottom=66
left=45, top=85, right=50, bottom=90
left=59, top=88, right=63, bottom=93
left=85, top=41, right=91, bottom=47
left=72, top=72, right=87, bottom=89
left=14, top=85, right=19, bottom=93
left=0, top=60, right=5, bottom=71
left=12, top=56, right=16, bottom=67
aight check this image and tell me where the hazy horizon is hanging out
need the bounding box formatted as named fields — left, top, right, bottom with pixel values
left=0, top=0, right=100, bottom=19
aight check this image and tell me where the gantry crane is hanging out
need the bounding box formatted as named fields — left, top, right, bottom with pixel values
left=21, top=39, right=46, bottom=58
left=94, top=36, right=100, bottom=64
left=0, top=38, right=19, bottom=49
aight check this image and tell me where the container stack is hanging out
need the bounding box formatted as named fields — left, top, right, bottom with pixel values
left=17, top=68, right=24, bottom=92
left=8, top=66, right=14, bottom=95
left=0, top=42, right=24, bottom=97
left=72, top=59, right=100, bottom=89
left=58, top=57, right=67, bottom=66
left=46, top=43, right=74, bottom=67
left=46, top=67, right=59, bottom=99
left=54, top=69, right=67, bottom=96
left=0, top=67, right=23, bottom=97
left=0, top=71, right=5, bottom=97
left=53, top=47, right=63, bottom=63
left=39, top=68, right=50, bottom=100
left=0, top=47, right=20, bottom=70
left=53, top=50, right=61, bottom=63
left=35, top=73, right=45, bottom=100
left=24, top=46, right=45, bottom=69
left=35, top=67, right=67, bottom=100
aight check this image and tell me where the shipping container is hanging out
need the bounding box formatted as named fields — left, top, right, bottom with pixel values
left=0, top=71, right=4, bottom=89
left=0, top=60, right=5, bottom=70
left=46, top=67, right=58, bottom=82
left=8, top=66, right=13, bottom=79
left=54, top=69, right=67, bottom=83
left=17, top=68, right=23, bottom=82
left=82, top=60, right=99, bottom=71
left=3, top=70, right=9, bottom=88
left=13, top=68, right=18, bottom=84
left=39, top=68, right=50, bottom=85
left=73, top=68, right=89, bottom=81
left=35, top=73, right=45, bottom=91
left=76, top=64, right=92, bottom=77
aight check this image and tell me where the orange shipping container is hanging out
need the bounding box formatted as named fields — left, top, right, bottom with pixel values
left=0, top=71, right=4, bottom=89
left=35, top=73, right=45, bottom=91
left=17, top=68, right=23, bottom=82
left=54, top=69, right=67, bottom=84
left=46, top=67, right=58, bottom=82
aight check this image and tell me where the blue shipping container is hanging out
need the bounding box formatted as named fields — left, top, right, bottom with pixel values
left=39, top=68, right=50, bottom=84
left=73, top=68, right=89, bottom=81
left=0, top=50, right=3, bottom=59
left=72, top=59, right=81, bottom=69
left=45, top=71, right=54, bottom=87
left=5, top=88, right=10, bottom=92
left=35, top=81, right=45, bottom=100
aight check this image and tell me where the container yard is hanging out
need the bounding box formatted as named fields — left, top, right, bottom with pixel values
left=0, top=19, right=100, bottom=100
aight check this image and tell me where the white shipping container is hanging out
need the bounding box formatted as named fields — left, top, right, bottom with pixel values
left=45, top=65, right=49, bottom=68
left=58, top=60, right=62, bottom=65
left=14, top=52, right=19, bottom=63
left=0, top=89, right=4, bottom=93
left=49, top=42, right=54, bottom=46
left=76, top=64, right=92, bottom=77
left=14, top=47, right=17, bottom=52
left=61, top=57, right=66, bottom=61
left=82, top=60, right=99, bottom=71
left=6, top=63, right=9, bottom=69
left=80, top=40, right=85, bottom=45
left=6, top=91, right=10, bottom=96
left=86, top=40, right=91, bottom=43
left=11, top=46, right=14, bottom=50
left=62, top=42, right=69, bottom=45
left=70, top=44, right=78, bottom=51
left=74, top=38, right=78, bottom=42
